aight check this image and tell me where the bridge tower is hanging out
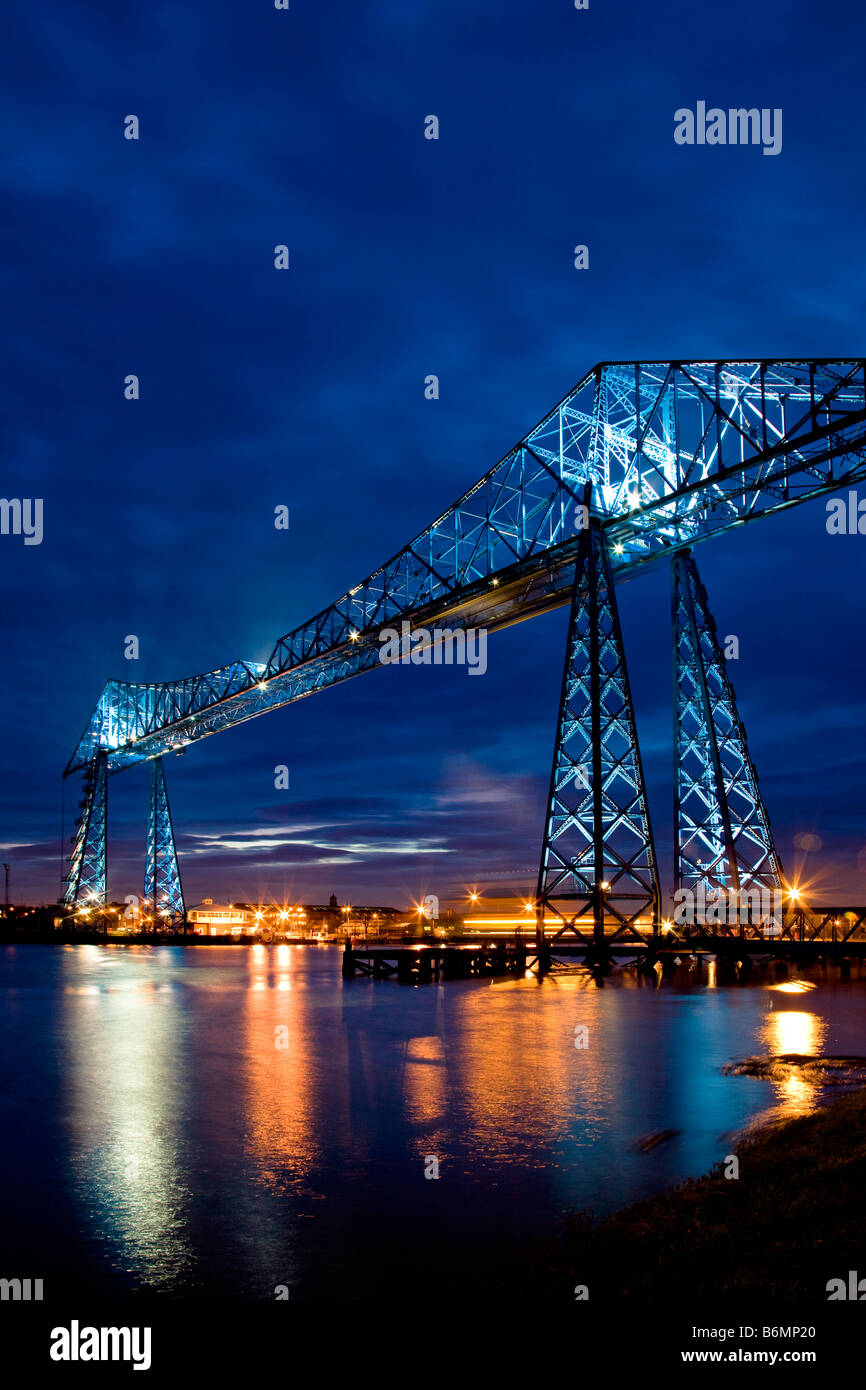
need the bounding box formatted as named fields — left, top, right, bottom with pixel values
left=144, top=757, right=185, bottom=923
left=64, top=751, right=108, bottom=908
left=535, top=520, right=660, bottom=952
left=672, top=549, right=783, bottom=927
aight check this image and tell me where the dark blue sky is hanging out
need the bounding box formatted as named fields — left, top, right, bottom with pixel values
left=2, top=0, right=865, bottom=909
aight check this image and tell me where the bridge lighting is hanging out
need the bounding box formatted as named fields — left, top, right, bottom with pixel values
left=600, top=881, right=610, bottom=891
left=468, top=890, right=479, bottom=903
left=62, top=360, right=866, bottom=918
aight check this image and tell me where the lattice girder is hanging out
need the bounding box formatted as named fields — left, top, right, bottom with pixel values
left=536, top=521, right=659, bottom=946
left=64, top=752, right=108, bottom=907
left=672, top=549, right=783, bottom=930
left=144, top=757, right=185, bottom=921
left=64, top=361, right=866, bottom=776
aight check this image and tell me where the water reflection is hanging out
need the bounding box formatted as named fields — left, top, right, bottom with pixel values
left=242, top=946, right=319, bottom=1189
left=61, top=952, right=195, bottom=1290
left=9, top=947, right=858, bottom=1297
left=444, top=975, right=614, bottom=1172
left=756, top=1006, right=827, bottom=1116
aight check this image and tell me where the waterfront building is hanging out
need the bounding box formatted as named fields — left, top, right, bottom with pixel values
left=180, top=897, right=405, bottom=940
left=187, top=900, right=257, bottom=936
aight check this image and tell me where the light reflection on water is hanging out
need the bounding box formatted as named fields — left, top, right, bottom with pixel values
left=748, top=1005, right=828, bottom=1122
left=63, top=964, right=196, bottom=1290
left=1, top=945, right=863, bottom=1299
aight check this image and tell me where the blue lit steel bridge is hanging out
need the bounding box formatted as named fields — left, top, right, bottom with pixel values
left=63, top=359, right=866, bottom=950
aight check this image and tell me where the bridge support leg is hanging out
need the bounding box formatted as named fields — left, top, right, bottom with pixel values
left=672, top=550, right=783, bottom=935
left=535, top=521, right=660, bottom=951
left=63, top=751, right=108, bottom=909
left=144, top=758, right=185, bottom=926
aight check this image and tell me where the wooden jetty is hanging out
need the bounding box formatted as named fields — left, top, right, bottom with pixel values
left=342, top=941, right=529, bottom=982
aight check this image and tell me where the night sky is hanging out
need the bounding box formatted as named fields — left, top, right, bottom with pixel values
left=2, top=1, right=865, bottom=910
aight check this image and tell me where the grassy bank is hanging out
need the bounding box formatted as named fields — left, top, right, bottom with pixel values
left=518, top=1088, right=866, bottom=1300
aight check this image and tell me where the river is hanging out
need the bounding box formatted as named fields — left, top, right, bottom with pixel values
left=1, top=944, right=862, bottom=1299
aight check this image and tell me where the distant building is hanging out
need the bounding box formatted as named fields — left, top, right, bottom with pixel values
left=260, top=904, right=308, bottom=937
left=187, top=897, right=405, bottom=940
left=188, top=900, right=257, bottom=936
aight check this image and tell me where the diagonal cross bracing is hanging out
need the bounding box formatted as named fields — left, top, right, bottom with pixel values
left=672, top=549, right=783, bottom=918
left=535, top=521, right=659, bottom=946
left=63, top=752, right=108, bottom=906
left=144, top=757, right=185, bottom=920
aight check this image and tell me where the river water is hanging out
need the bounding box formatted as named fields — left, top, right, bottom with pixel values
left=1, top=944, right=863, bottom=1299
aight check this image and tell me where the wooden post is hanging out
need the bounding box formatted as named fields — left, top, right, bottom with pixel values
left=341, top=940, right=355, bottom=979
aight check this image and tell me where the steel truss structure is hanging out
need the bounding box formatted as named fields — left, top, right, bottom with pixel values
left=64, top=751, right=107, bottom=906
left=62, top=359, right=866, bottom=920
left=144, top=758, right=185, bottom=921
left=535, top=520, right=659, bottom=947
left=672, top=551, right=783, bottom=935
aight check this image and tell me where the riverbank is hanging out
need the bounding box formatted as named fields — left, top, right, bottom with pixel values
left=517, top=1085, right=866, bottom=1300
left=0, top=931, right=419, bottom=946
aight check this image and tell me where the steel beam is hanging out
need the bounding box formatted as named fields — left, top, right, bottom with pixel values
left=144, top=757, right=185, bottom=922
left=535, top=521, right=659, bottom=947
left=64, top=360, right=866, bottom=776
left=63, top=752, right=108, bottom=907
left=672, top=549, right=783, bottom=928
